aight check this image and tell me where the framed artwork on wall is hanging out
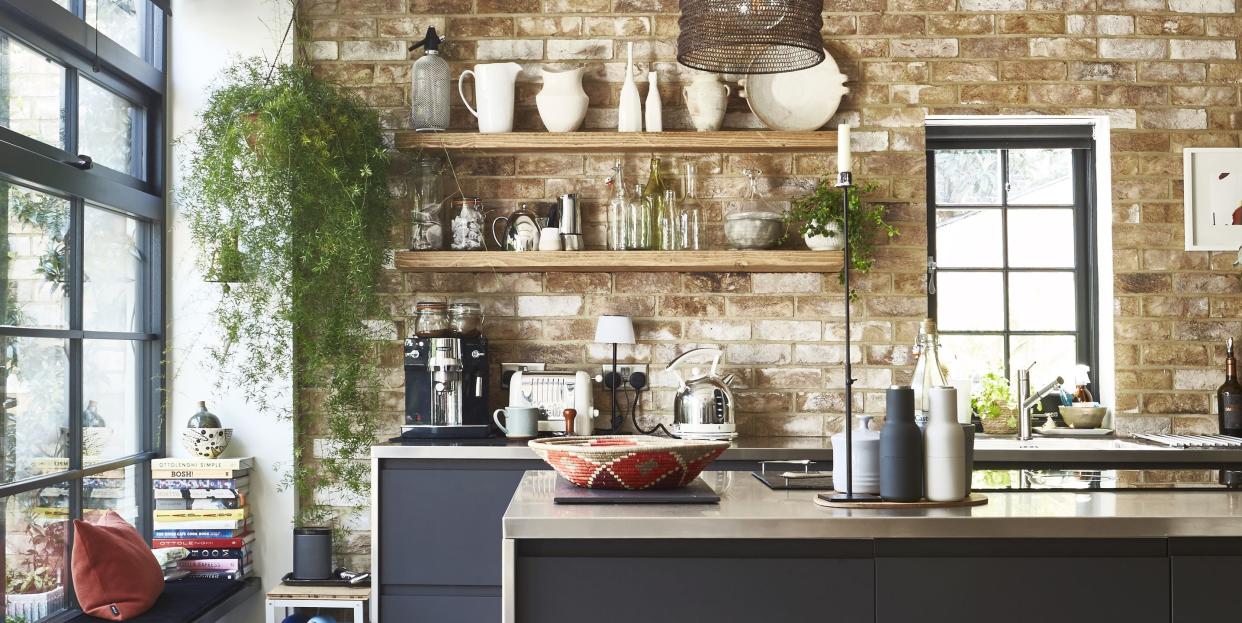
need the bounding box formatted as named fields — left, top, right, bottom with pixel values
left=1184, top=147, right=1242, bottom=251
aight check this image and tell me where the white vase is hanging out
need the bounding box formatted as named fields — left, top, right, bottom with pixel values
left=804, top=220, right=843, bottom=251
left=536, top=65, right=588, bottom=133
left=925, top=386, right=966, bottom=502
left=458, top=62, right=522, bottom=133
left=683, top=71, right=730, bottom=132
left=644, top=70, right=662, bottom=132
left=617, top=42, right=642, bottom=132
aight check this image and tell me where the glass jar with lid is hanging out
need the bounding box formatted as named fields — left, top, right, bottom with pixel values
left=414, top=302, right=451, bottom=337
left=450, top=197, right=485, bottom=250
left=449, top=302, right=484, bottom=336
left=411, top=157, right=446, bottom=250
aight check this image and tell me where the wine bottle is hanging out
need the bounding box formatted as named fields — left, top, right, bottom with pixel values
left=1219, top=337, right=1242, bottom=437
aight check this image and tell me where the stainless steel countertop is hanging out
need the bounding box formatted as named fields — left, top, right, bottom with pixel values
left=503, top=470, right=1242, bottom=540
left=373, top=435, right=1242, bottom=464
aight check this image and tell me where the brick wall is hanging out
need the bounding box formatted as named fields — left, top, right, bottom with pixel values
left=300, top=0, right=1241, bottom=556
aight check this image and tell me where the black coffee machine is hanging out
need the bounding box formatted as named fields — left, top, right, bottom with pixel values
left=403, top=336, right=491, bottom=438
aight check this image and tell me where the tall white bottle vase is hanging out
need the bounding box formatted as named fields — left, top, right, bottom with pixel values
left=617, top=42, right=643, bottom=132
left=925, top=386, right=966, bottom=502
left=644, top=70, right=663, bottom=132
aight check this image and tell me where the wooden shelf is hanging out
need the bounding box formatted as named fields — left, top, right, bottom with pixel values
left=394, top=250, right=844, bottom=273
left=395, top=130, right=838, bottom=153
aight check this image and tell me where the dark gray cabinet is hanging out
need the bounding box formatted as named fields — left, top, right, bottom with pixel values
left=1171, top=538, right=1242, bottom=623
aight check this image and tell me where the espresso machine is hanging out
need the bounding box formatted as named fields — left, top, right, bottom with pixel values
left=403, top=336, right=491, bottom=438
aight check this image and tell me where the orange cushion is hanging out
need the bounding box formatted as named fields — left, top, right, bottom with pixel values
left=72, top=511, right=164, bottom=620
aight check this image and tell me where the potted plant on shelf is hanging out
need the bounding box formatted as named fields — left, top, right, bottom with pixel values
left=179, top=57, right=392, bottom=527
left=785, top=178, right=898, bottom=265
left=4, top=520, right=67, bottom=621
left=973, top=371, right=1018, bottom=435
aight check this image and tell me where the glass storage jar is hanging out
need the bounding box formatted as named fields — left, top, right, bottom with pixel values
left=414, top=302, right=451, bottom=337
left=450, top=197, right=485, bottom=250
left=449, top=302, right=484, bottom=336
left=411, top=157, right=446, bottom=250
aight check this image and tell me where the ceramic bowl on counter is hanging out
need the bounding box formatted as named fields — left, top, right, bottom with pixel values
left=724, top=212, right=786, bottom=249
left=529, top=436, right=729, bottom=490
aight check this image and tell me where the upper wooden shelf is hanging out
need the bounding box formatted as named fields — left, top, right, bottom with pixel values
left=394, top=131, right=838, bottom=153
left=394, top=250, right=844, bottom=273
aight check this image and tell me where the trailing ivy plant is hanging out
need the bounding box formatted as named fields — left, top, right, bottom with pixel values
left=785, top=179, right=899, bottom=285
left=179, top=58, right=392, bottom=526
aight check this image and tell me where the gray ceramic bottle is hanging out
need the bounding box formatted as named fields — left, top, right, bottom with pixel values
left=880, top=385, right=924, bottom=502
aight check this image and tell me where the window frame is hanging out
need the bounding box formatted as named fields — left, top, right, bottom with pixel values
left=0, top=0, right=166, bottom=618
left=925, top=125, right=1100, bottom=395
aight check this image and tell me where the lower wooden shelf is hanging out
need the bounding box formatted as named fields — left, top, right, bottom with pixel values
left=393, top=250, right=844, bottom=273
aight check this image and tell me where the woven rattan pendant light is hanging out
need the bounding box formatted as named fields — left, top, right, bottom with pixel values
left=677, top=0, right=825, bottom=74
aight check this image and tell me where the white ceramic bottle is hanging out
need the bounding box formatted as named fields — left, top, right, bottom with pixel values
left=617, top=42, right=642, bottom=132
left=925, top=386, right=966, bottom=502
left=644, top=70, right=663, bottom=132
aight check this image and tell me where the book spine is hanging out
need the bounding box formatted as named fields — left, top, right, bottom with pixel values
left=152, top=529, right=241, bottom=538
left=184, top=547, right=249, bottom=560
left=153, top=469, right=245, bottom=479
left=155, top=498, right=243, bottom=510
left=153, top=509, right=247, bottom=520
left=182, top=570, right=249, bottom=580
left=153, top=537, right=250, bottom=548
left=154, top=488, right=246, bottom=500
left=152, top=458, right=252, bottom=470
left=177, top=558, right=245, bottom=571
left=154, top=479, right=248, bottom=490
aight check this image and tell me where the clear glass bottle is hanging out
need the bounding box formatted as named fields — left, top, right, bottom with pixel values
left=640, top=157, right=665, bottom=247
left=911, top=317, right=950, bottom=427
left=661, top=189, right=679, bottom=250
left=680, top=161, right=702, bottom=250
left=627, top=182, right=653, bottom=250
left=411, top=157, right=445, bottom=250
left=450, top=197, right=485, bottom=250
left=606, top=160, right=628, bottom=251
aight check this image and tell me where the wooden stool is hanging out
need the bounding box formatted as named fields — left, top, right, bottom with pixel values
left=265, top=584, right=370, bottom=623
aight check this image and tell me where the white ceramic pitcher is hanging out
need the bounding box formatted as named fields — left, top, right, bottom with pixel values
left=536, top=65, right=588, bottom=133
left=458, top=62, right=522, bottom=133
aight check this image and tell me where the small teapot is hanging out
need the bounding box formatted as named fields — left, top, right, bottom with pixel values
left=490, top=204, right=541, bottom=251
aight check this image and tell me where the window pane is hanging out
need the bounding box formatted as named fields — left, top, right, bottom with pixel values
left=86, top=0, right=153, bottom=60
left=84, top=205, right=145, bottom=332
left=1010, top=334, right=1077, bottom=387
left=86, top=464, right=140, bottom=525
left=936, top=209, right=1003, bottom=268
left=4, top=484, right=70, bottom=621
left=941, top=334, right=1005, bottom=380
left=1009, top=272, right=1076, bottom=331
left=1006, top=208, right=1075, bottom=268
left=78, top=78, right=139, bottom=176
left=934, top=150, right=1001, bottom=206
left=83, top=340, right=139, bottom=461
left=0, top=34, right=66, bottom=149
left=936, top=272, right=1004, bottom=331
left=0, top=182, right=69, bottom=328
left=2, top=337, right=69, bottom=485
left=1007, top=149, right=1074, bottom=205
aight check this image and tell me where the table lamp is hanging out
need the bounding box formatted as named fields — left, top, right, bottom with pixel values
left=594, top=315, right=635, bottom=432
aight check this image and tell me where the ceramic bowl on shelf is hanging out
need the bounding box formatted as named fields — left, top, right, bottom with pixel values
left=1058, top=405, right=1108, bottom=429
left=182, top=427, right=234, bottom=458
left=724, top=212, right=785, bottom=249
left=528, top=436, right=729, bottom=490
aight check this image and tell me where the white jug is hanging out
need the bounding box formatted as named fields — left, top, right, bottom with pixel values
left=536, top=65, right=588, bottom=133
left=684, top=71, right=731, bottom=132
left=458, top=62, right=522, bottom=134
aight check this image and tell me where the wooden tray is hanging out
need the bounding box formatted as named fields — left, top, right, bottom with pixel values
left=814, top=493, right=989, bottom=509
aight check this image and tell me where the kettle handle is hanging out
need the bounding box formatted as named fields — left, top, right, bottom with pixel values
left=490, top=214, right=510, bottom=250
left=666, top=347, right=724, bottom=380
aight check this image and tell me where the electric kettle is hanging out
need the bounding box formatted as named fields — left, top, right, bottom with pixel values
left=668, top=347, right=737, bottom=440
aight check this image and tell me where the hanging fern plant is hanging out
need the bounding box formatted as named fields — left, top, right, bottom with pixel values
left=179, top=58, right=392, bottom=526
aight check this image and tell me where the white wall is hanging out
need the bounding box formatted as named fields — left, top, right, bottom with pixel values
left=167, top=2, right=294, bottom=621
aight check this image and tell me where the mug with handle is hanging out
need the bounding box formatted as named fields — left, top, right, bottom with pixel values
left=494, top=406, right=540, bottom=440
left=458, top=62, right=522, bottom=134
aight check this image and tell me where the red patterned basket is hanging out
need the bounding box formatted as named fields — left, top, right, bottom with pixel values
left=528, top=436, right=730, bottom=490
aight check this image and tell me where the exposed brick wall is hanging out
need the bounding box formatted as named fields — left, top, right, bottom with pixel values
left=300, top=0, right=1241, bottom=544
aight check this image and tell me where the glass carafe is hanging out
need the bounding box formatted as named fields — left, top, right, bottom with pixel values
left=606, top=160, right=628, bottom=251
left=680, top=161, right=702, bottom=250
left=411, top=157, right=446, bottom=250
left=627, top=183, right=653, bottom=250
left=911, top=318, right=950, bottom=427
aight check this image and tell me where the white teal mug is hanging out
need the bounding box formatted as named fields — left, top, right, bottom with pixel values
left=494, top=406, right=540, bottom=440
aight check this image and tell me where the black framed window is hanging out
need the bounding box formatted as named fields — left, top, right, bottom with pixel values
left=0, top=0, right=165, bottom=619
left=926, top=124, right=1099, bottom=395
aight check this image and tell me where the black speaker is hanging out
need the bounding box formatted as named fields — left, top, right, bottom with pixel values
left=292, top=527, right=333, bottom=580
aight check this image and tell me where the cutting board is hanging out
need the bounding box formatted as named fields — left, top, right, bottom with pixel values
left=553, top=476, right=720, bottom=504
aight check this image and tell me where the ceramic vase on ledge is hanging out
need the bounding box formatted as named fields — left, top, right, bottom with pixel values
left=617, top=42, right=642, bottom=132
left=684, top=71, right=730, bottom=132
left=536, top=65, right=588, bottom=133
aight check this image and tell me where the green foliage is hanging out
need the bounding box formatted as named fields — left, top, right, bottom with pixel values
left=179, top=59, right=392, bottom=526
left=5, top=519, right=64, bottom=595
left=971, top=371, right=1013, bottom=421
left=786, top=179, right=899, bottom=283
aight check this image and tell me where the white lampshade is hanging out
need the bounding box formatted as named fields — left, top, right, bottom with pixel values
left=594, top=315, right=635, bottom=345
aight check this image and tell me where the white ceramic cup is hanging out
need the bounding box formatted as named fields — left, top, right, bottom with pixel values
left=538, top=227, right=563, bottom=251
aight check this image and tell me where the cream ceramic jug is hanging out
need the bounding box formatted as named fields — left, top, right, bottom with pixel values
left=458, top=62, right=522, bottom=133
left=683, top=72, right=731, bottom=132
left=536, top=65, right=588, bottom=133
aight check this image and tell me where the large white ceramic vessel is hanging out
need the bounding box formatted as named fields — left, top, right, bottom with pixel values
left=536, top=64, right=589, bottom=133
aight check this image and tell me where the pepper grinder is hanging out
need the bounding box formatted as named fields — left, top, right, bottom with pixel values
left=880, top=385, right=923, bottom=503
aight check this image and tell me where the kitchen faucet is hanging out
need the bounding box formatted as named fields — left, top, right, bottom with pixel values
left=1017, top=362, right=1065, bottom=441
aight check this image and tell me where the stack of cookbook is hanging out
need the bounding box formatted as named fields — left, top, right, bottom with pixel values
left=150, top=457, right=254, bottom=579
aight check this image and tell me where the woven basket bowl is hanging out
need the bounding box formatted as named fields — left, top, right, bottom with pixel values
left=529, top=435, right=730, bottom=490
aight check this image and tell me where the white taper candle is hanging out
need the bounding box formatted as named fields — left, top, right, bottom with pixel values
left=837, top=124, right=852, bottom=174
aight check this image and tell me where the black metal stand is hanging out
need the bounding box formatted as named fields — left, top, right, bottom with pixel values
left=829, top=171, right=880, bottom=503
left=610, top=342, right=620, bottom=431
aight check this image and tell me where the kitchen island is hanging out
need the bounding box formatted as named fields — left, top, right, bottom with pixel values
left=501, top=471, right=1242, bottom=623
left=370, top=437, right=1242, bottom=621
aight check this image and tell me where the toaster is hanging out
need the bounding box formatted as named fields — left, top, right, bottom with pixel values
left=507, top=370, right=599, bottom=432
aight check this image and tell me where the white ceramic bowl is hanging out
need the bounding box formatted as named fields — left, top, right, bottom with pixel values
left=182, top=427, right=234, bottom=458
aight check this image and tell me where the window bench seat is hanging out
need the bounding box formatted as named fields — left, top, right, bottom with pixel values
left=65, top=578, right=260, bottom=623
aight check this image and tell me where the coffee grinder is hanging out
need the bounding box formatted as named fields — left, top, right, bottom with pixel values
left=403, top=336, right=491, bottom=438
